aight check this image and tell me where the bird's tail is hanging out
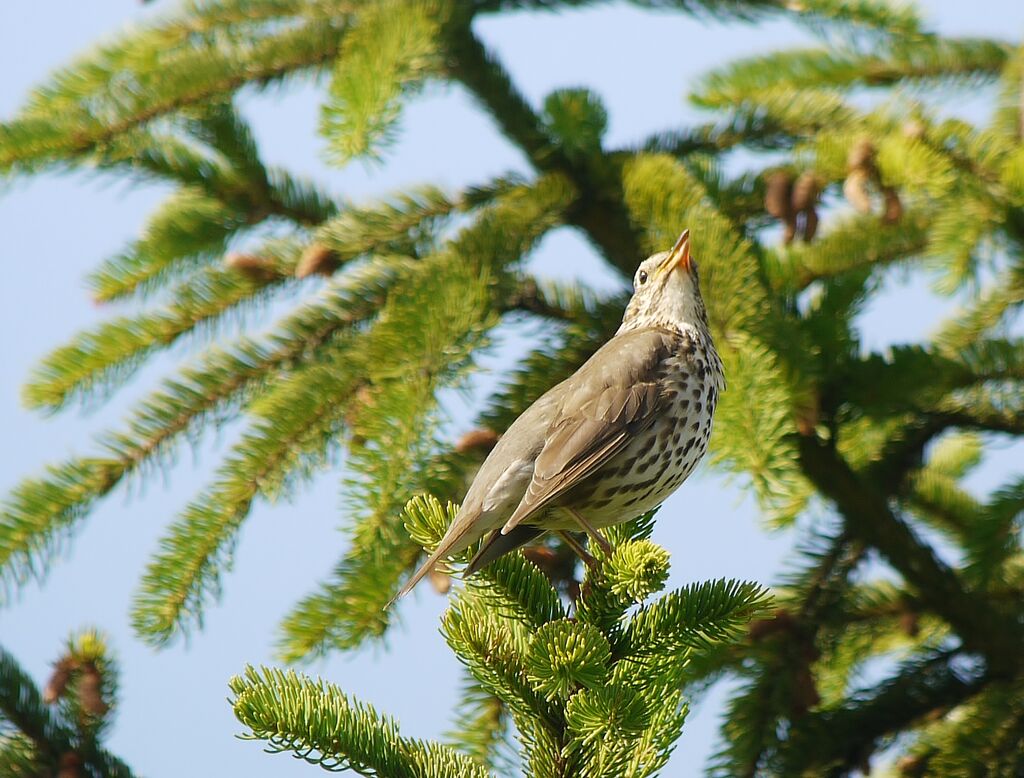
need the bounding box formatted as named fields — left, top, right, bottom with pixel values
left=388, top=523, right=547, bottom=608
left=386, top=521, right=476, bottom=607
left=464, top=525, right=543, bottom=577
left=388, top=546, right=447, bottom=606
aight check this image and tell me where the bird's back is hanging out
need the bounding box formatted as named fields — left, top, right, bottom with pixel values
left=452, top=328, right=681, bottom=544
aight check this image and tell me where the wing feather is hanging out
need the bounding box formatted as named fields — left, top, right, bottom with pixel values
left=502, top=379, right=662, bottom=533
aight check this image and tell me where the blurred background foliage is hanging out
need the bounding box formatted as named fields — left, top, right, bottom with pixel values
left=2, top=0, right=1024, bottom=775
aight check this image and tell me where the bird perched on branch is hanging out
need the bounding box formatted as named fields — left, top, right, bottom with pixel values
left=395, top=229, right=724, bottom=600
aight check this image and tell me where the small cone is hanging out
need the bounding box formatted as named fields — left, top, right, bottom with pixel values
left=800, top=207, right=819, bottom=242
left=224, top=252, right=279, bottom=282
left=44, top=656, right=76, bottom=703
left=899, top=609, right=920, bottom=637
left=295, top=243, right=340, bottom=278
left=58, top=753, right=84, bottom=778
left=791, top=172, right=819, bottom=213
left=782, top=218, right=798, bottom=245
left=455, top=428, right=500, bottom=454
left=897, top=754, right=928, bottom=776
left=902, top=120, right=926, bottom=141
left=748, top=609, right=796, bottom=641
left=843, top=169, right=873, bottom=214
left=795, top=390, right=820, bottom=436
left=523, top=544, right=579, bottom=587
left=790, top=661, right=821, bottom=717
left=847, top=138, right=876, bottom=171
left=78, top=663, right=108, bottom=717
left=764, top=171, right=794, bottom=219
left=428, top=566, right=451, bottom=594
left=882, top=187, right=903, bottom=224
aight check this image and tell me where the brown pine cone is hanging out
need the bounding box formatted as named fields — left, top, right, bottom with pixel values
left=224, top=252, right=282, bottom=282
left=295, top=243, right=340, bottom=278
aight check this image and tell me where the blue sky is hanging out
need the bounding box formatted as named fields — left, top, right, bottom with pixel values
left=2, top=1, right=1023, bottom=776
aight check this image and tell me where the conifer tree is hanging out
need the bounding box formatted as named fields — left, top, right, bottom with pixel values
left=2, top=0, right=1024, bottom=774
left=0, top=631, right=134, bottom=777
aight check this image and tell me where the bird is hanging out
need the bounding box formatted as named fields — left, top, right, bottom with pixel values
left=393, top=229, right=724, bottom=601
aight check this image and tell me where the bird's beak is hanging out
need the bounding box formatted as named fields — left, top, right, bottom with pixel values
left=659, top=229, right=692, bottom=276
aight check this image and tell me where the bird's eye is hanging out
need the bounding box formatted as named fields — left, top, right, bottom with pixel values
left=638, top=270, right=648, bottom=286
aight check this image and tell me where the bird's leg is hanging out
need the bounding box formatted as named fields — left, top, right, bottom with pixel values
left=564, top=507, right=614, bottom=556
left=557, top=531, right=598, bottom=570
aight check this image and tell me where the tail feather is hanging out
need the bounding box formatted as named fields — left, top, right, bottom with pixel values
left=388, top=541, right=456, bottom=607
left=465, top=525, right=544, bottom=577
left=388, top=522, right=546, bottom=607
left=387, top=514, right=481, bottom=606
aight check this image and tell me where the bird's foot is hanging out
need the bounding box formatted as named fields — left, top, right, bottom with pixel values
left=557, top=531, right=599, bottom=571
left=566, top=508, right=614, bottom=556
left=589, top=529, right=614, bottom=557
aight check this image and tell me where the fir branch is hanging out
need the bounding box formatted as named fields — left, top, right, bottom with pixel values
left=131, top=345, right=361, bottom=645
left=474, top=0, right=780, bottom=20
left=279, top=252, right=498, bottom=658
left=713, top=335, right=813, bottom=525
left=1, top=258, right=407, bottom=598
left=445, top=172, right=576, bottom=267
left=697, top=38, right=1010, bottom=108
left=779, top=534, right=868, bottom=689
left=694, top=84, right=857, bottom=136
left=0, top=19, right=344, bottom=174
left=0, top=644, right=134, bottom=778
left=0, top=733, right=44, bottom=778
left=775, top=650, right=988, bottom=775
left=25, top=252, right=297, bottom=411
left=708, top=665, right=785, bottom=778
left=502, top=276, right=619, bottom=323
left=0, top=459, right=123, bottom=601
left=275, top=390, right=444, bottom=659
left=614, top=579, right=771, bottom=662
left=471, top=552, right=566, bottom=630
left=81, top=115, right=336, bottom=302
left=99, top=127, right=337, bottom=230
left=230, top=665, right=489, bottom=777
left=322, top=0, right=448, bottom=163
left=635, top=116, right=795, bottom=159
left=902, top=433, right=988, bottom=550
left=786, top=0, right=922, bottom=37
left=917, top=675, right=1024, bottom=776
left=992, top=44, right=1024, bottom=138
left=475, top=0, right=918, bottom=34
left=444, top=21, right=643, bottom=276
left=773, top=208, right=930, bottom=290
left=313, top=184, right=455, bottom=263
left=441, top=592, right=563, bottom=737
left=798, top=434, right=1024, bottom=674
left=935, top=263, right=1024, bottom=352
left=962, top=475, right=1024, bottom=584
left=0, top=647, right=68, bottom=763
left=174, top=0, right=345, bottom=33
left=85, top=188, right=247, bottom=303
left=906, top=466, right=982, bottom=544
left=562, top=682, right=684, bottom=778
left=446, top=674, right=513, bottom=774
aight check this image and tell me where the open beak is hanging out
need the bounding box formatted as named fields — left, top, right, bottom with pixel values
left=658, top=229, right=692, bottom=276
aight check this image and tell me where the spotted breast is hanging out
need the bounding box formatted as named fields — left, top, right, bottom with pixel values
left=544, top=327, right=724, bottom=530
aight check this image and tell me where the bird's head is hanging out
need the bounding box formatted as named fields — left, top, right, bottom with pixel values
left=618, top=229, right=709, bottom=336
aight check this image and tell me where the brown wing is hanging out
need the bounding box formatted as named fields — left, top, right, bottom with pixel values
left=501, top=329, right=673, bottom=534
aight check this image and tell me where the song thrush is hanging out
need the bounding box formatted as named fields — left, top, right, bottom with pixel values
left=395, top=229, right=724, bottom=599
